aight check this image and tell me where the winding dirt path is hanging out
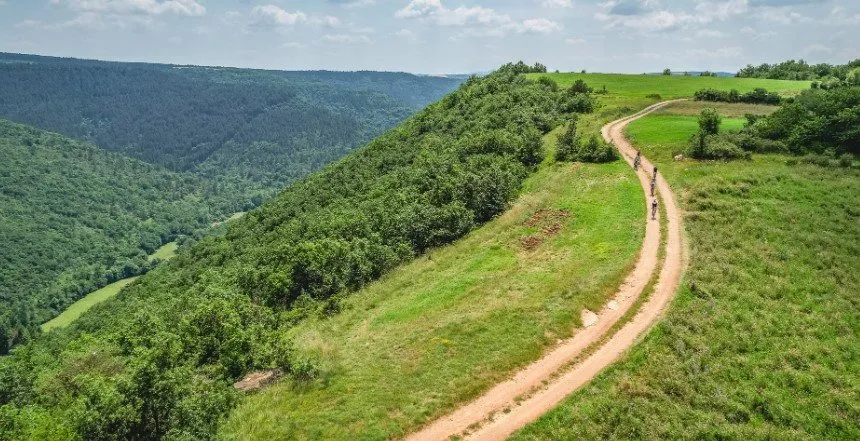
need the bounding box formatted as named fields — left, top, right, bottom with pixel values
left=404, top=101, right=686, bottom=441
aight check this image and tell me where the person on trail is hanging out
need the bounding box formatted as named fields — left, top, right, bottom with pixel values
left=633, top=151, right=641, bottom=170
left=650, top=178, right=656, bottom=197
left=651, top=198, right=659, bottom=220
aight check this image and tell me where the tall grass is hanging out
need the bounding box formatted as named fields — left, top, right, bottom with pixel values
left=512, top=106, right=860, bottom=440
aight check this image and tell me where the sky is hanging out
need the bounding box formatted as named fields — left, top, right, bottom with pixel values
left=1, top=0, right=858, bottom=74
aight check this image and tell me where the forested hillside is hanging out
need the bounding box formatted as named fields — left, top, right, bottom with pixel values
left=0, top=62, right=592, bottom=440
left=0, top=53, right=463, bottom=189
left=0, top=120, right=253, bottom=354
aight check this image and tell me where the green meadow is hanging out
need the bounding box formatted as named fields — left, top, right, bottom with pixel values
left=220, top=133, right=645, bottom=440
left=41, top=277, right=139, bottom=332
left=512, top=102, right=860, bottom=440
left=222, top=74, right=816, bottom=441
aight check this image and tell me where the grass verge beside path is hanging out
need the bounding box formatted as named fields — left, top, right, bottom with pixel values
left=220, top=155, right=644, bottom=440
left=511, top=107, right=860, bottom=440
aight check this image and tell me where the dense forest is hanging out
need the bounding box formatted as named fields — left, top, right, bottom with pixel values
left=0, top=53, right=463, bottom=354
left=0, top=53, right=463, bottom=189
left=736, top=58, right=860, bottom=85
left=0, top=62, right=595, bottom=440
left=0, top=120, right=257, bottom=354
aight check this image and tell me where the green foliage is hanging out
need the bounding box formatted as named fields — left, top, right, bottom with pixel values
left=0, top=63, right=584, bottom=440
left=662, top=68, right=671, bottom=76
left=556, top=118, right=616, bottom=163
left=698, top=108, right=722, bottom=135
left=0, top=53, right=462, bottom=191
left=688, top=109, right=750, bottom=160
left=0, top=121, right=256, bottom=354
left=694, top=87, right=782, bottom=105
left=755, top=86, right=860, bottom=155
left=738, top=58, right=860, bottom=81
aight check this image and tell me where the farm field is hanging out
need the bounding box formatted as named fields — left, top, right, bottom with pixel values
left=512, top=101, right=860, bottom=440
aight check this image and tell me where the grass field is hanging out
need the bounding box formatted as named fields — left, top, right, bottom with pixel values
left=220, top=134, right=645, bottom=440
left=43, top=241, right=179, bottom=332
left=41, top=277, right=139, bottom=332
left=147, top=241, right=178, bottom=262
left=512, top=103, right=860, bottom=440
left=527, top=72, right=808, bottom=143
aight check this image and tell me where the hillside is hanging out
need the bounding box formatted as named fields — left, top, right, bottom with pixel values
left=0, top=62, right=590, bottom=440
left=0, top=53, right=463, bottom=190
left=0, top=120, right=250, bottom=354
left=2, top=64, right=852, bottom=441
left=512, top=100, right=859, bottom=439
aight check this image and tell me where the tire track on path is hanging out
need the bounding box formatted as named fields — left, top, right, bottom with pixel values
left=404, top=100, right=686, bottom=441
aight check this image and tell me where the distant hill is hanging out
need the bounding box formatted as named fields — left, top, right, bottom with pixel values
left=0, top=120, right=246, bottom=353
left=0, top=53, right=464, bottom=190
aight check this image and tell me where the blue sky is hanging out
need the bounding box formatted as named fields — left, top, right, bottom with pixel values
left=1, top=0, right=858, bottom=74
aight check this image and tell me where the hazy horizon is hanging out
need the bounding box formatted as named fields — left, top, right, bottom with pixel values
left=1, top=1, right=858, bottom=75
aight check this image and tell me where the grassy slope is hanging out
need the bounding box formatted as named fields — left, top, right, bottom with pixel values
left=43, top=242, right=179, bottom=332
left=221, top=75, right=812, bottom=441
left=221, top=133, right=644, bottom=440
left=513, top=102, right=860, bottom=440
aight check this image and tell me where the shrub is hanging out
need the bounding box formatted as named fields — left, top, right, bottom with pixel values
left=694, top=88, right=781, bottom=104
left=555, top=117, right=580, bottom=162
left=698, top=108, right=722, bottom=135
left=688, top=132, right=750, bottom=160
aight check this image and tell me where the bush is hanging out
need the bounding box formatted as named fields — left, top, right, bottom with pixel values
left=555, top=117, right=580, bottom=162
left=688, top=132, right=750, bottom=160
left=698, top=108, right=722, bottom=135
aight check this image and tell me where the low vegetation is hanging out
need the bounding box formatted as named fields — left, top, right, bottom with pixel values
left=694, top=87, right=782, bottom=105
left=513, top=101, right=859, bottom=440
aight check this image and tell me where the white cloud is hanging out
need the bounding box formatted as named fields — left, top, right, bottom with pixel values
left=50, top=0, right=205, bottom=17
left=396, top=0, right=560, bottom=36
left=251, top=5, right=340, bottom=28
left=518, top=18, right=561, bottom=34
left=565, top=37, right=585, bottom=44
left=252, top=5, right=308, bottom=26
left=686, top=46, right=743, bottom=58
left=322, top=33, right=372, bottom=44
left=696, top=29, right=726, bottom=38
left=395, top=28, right=416, bottom=38
left=541, top=0, right=572, bottom=8
left=803, top=43, right=832, bottom=55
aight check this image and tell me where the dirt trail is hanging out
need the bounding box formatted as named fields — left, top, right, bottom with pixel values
left=404, top=101, right=686, bottom=441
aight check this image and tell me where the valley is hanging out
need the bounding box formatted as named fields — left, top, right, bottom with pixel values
left=0, top=48, right=856, bottom=441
